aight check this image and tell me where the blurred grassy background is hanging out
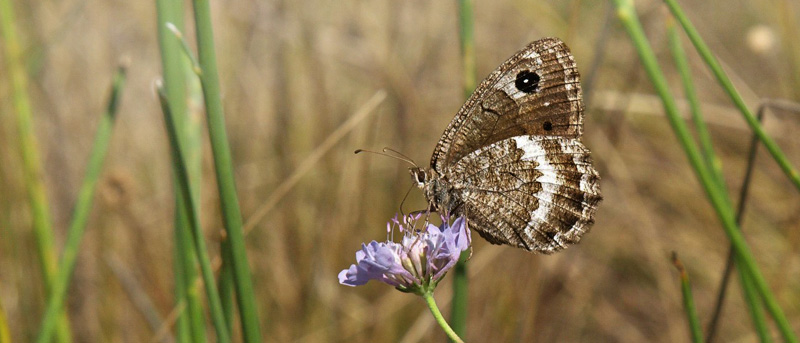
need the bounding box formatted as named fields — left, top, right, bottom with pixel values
left=1, top=0, right=800, bottom=341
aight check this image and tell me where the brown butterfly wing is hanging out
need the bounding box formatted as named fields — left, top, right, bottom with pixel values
left=430, top=38, right=583, bottom=173
left=447, top=136, right=601, bottom=253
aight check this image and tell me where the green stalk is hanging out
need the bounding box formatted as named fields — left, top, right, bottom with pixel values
left=671, top=253, right=704, bottom=343
left=663, top=0, right=800, bottom=192
left=666, top=21, right=719, bottom=185
left=157, top=84, right=231, bottom=343
left=165, top=23, right=202, bottom=76
left=0, top=1, right=72, bottom=341
left=174, top=202, right=207, bottom=343
left=158, top=5, right=190, bottom=343
left=183, top=78, right=208, bottom=343
left=707, top=105, right=772, bottom=343
left=610, top=1, right=797, bottom=342
left=737, top=253, right=773, bottom=343
left=36, top=66, right=127, bottom=343
left=422, top=292, right=465, bottom=343
left=190, top=1, right=263, bottom=341
left=451, top=0, right=476, bottom=338
left=218, top=242, right=235, bottom=334
left=171, top=227, right=191, bottom=343
left=666, top=22, right=770, bottom=342
left=156, top=0, right=208, bottom=340
left=457, top=0, right=476, bottom=101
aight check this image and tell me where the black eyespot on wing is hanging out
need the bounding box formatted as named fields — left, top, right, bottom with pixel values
left=514, top=70, right=540, bottom=93
left=543, top=121, right=553, bottom=131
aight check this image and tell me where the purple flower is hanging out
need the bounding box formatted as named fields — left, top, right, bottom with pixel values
left=338, top=215, right=470, bottom=293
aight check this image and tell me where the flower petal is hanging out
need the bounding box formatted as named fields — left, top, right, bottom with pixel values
left=339, top=264, right=368, bottom=286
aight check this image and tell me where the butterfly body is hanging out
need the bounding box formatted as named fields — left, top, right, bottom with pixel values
left=414, top=38, right=601, bottom=254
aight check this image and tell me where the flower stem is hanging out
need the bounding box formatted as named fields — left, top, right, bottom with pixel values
left=422, top=291, right=465, bottom=343
left=452, top=0, right=475, bottom=337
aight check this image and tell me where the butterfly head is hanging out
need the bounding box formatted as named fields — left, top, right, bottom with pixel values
left=409, top=167, right=451, bottom=214
left=409, top=167, right=443, bottom=197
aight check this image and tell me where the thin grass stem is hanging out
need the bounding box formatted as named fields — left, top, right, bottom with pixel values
left=219, top=241, right=235, bottom=333
left=190, top=0, right=263, bottom=340
left=157, top=83, right=231, bottom=343
left=36, top=65, right=127, bottom=343
left=175, top=204, right=208, bottom=343
left=0, top=1, right=73, bottom=341
left=671, top=253, right=704, bottom=343
left=171, top=220, right=191, bottom=343
left=706, top=105, right=772, bottom=343
left=156, top=0, right=208, bottom=340
left=736, top=253, right=773, bottom=343
left=667, top=20, right=720, bottom=189
left=663, top=0, right=800, bottom=192
left=165, top=23, right=202, bottom=76
left=610, top=1, right=797, bottom=342
left=706, top=100, right=800, bottom=343
left=667, top=20, right=770, bottom=342
left=148, top=91, right=387, bottom=337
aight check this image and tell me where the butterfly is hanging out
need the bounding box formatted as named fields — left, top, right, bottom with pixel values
left=410, top=38, right=602, bottom=253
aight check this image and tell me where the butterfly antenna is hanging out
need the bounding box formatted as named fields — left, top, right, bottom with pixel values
left=354, top=149, right=418, bottom=168
left=382, top=147, right=419, bottom=168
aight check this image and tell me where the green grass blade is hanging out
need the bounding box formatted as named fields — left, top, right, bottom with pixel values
left=36, top=65, right=127, bottom=343
left=190, top=1, right=263, bottom=341
left=157, top=3, right=191, bottom=343
left=451, top=0, right=476, bottom=338
left=706, top=108, right=773, bottom=343
left=157, top=84, right=231, bottom=343
left=218, top=242, right=235, bottom=334
left=171, top=226, right=191, bottom=343
left=458, top=0, right=476, bottom=101
left=736, top=254, right=773, bottom=343
left=0, top=1, right=73, bottom=341
left=663, top=0, right=800, bottom=192
left=666, top=20, right=719, bottom=187
left=610, top=1, right=797, bottom=342
left=671, top=253, right=704, bottom=343
left=181, top=82, right=208, bottom=343
left=174, top=193, right=209, bottom=343
left=155, top=0, right=208, bottom=340
left=165, top=23, right=202, bottom=76
left=666, top=21, right=771, bottom=342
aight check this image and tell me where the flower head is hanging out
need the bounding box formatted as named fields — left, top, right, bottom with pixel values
left=338, top=215, right=470, bottom=294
